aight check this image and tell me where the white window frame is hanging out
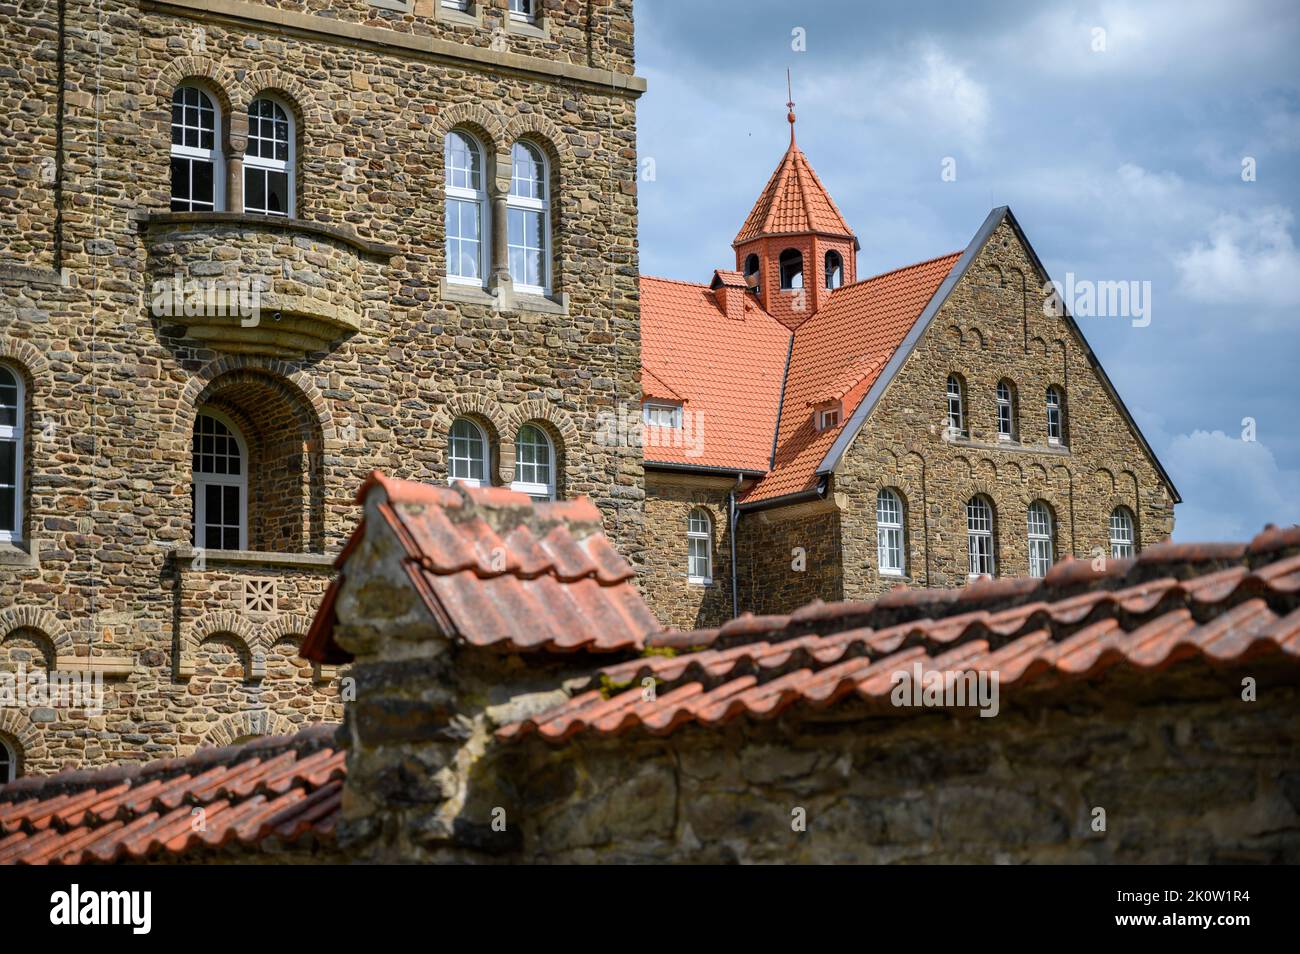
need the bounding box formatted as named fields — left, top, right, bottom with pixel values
left=193, top=409, right=248, bottom=552
left=507, top=140, right=550, bottom=296
left=1027, top=501, right=1054, bottom=578
left=510, top=424, right=555, bottom=501
left=643, top=402, right=682, bottom=429
left=441, top=0, right=470, bottom=9
left=947, top=374, right=966, bottom=438
left=170, top=84, right=224, bottom=212
left=448, top=417, right=489, bottom=488
left=687, top=507, right=713, bottom=584
left=996, top=380, right=1015, bottom=441
left=445, top=130, right=489, bottom=287
left=243, top=95, right=294, bottom=218
left=1109, top=507, right=1135, bottom=559
left=508, top=0, right=537, bottom=24
left=876, top=488, right=905, bottom=576
left=0, top=736, right=16, bottom=782
left=967, top=496, right=995, bottom=579
left=816, top=407, right=840, bottom=431
left=0, top=364, right=22, bottom=544
left=825, top=250, right=844, bottom=289
left=1046, top=386, right=1063, bottom=445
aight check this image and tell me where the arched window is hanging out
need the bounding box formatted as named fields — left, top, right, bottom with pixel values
left=508, top=141, right=549, bottom=294
left=779, top=249, right=803, bottom=289
left=825, top=250, right=844, bottom=289
left=743, top=253, right=761, bottom=288
left=966, top=496, right=995, bottom=578
left=1046, top=386, right=1064, bottom=444
left=687, top=507, right=712, bottom=584
left=0, top=365, right=23, bottom=543
left=445, top=130, right=487, bottom=285
left=511, top=424, right=555, bottom=501
left=876, top=488, right=905, bottom=575
left=448, top=417, right=488, bottom=487
left=1109, top=506, right=1135, bottom=559
left=996, top=379, right=1016, bottom=440
left=170, top=85, right=222, bottom=211
left=946, top=374, right=966, bottom=438
left=1027, top=501, right=1054, bottom=578
left=0, top=736, right=16, bottom=783
left=244, top=96, right=293, bottom=217
left=193, top=410, right=247, bottom=551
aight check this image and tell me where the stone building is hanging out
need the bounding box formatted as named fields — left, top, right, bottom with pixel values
left=0, top=0, right=644, bottom=777
left=639, top=109, right=1179, bottom=631
left=1, top=476, right=1294, bottom=865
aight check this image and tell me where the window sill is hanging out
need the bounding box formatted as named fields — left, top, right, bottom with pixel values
left=435, top=3, right=482, bottom=28
left=0, top=540, right=39, bottom=568
left=687, top=577, right=714, bottom=587
left=171, top=546, right=337, bottom=570
left=439, top=277, right=569, bottom=316
left=947, top=436, right=1071, bottom=456
left=879, top=569, right=907, bottom=579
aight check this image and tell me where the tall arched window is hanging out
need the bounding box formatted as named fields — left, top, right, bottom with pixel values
left=996, top=379, right=1016, bottom=440
left=966, top=496, right=995, bottom=578
left=779, top=248, right=804, bottom=289
left=825, top=250, right=844, bottom=289
left=946, top=374, right=966, bottom=438
left=244, top=96, right=293, bottom=217
left=448, top=417, right=488, bottom=487
left=0, top=365, right=23, bottom=543
left=445, top=130, right=487, bottom=285
left=687, top=508, right=712, bottom=584
left=876, top=488, right=905, bottom=575
left=0, top=736, right=16, bottom=782
left=511, top=424, right=555, bottom=501
left=193, top=410, right=247, bottom=551
left=1109, top=506, right=1135, bottom=559
left=508, top=141, right=549, bottom=294
left=1027, top=501, right=1054, bottom=578
left=743, top=253, right=761, bottom=288
left=1046, top=386, right=1064, bottom=444
left=170, top=85, right=222, bottom=211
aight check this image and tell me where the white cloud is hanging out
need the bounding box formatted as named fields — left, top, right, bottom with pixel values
left=1173, top=207, right=1300, bottom=308
left=1164, top=428, right=1300, bottom=541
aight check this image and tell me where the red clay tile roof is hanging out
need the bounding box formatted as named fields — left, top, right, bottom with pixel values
left=742, top=251, right=962, bottom=502
left=301, top=472, right=661, bottom=661
left=0, top=726, right=342, bottom=865
left=640, top=276, right=790, bottom=472
left=498, top=527, right=1300, bottom=743
left=734, top=139, right=854, bottom=244
left=641, top=366, right=685, bottom=403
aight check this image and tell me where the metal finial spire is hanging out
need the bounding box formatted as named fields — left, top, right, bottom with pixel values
left=786, top=68, right=796, bottom=142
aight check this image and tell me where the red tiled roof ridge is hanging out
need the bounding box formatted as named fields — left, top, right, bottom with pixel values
left=832, top=249, right=966, bottom=292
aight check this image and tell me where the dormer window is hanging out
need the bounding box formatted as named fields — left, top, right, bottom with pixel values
left=815, top=405, right=840, bottom=431
left=643, top=401, right=682, bottom=428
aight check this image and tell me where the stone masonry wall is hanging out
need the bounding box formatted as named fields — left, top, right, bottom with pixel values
left=736, top=502, right=843, bottom=616
left=640, top=471, right=734, bottom=631
left=0, top=0, right=643, bottom=775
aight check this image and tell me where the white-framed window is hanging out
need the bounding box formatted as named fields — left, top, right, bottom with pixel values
left=1027, top=500, right=1054, bottom=578
left=193, top=410, right=247, bottom=551
left=946, top=374, right=966, bottom=438
left=0, top=365, right=22, bottom=543
left=876, top=488, right=904, bottom=576
left=244, top=96, right=293, bottom=217
left=966, top=496, right=995, bottom=578
left=779, top=248, right=803, bottom=289
left=687, top=507, right=712, bottom=584
left=996, top=379, right=1015, bottom=440
left=445, top=130, right=488, bottom=285
left=507, top=141, right=549, bottom=294
left=0, top=736, right=16, bottom=783
left=1109, top=506, right=1135, bottom=559
left=816, top=407, right=840, bottom=431
left=643, top=402, right=682, bottom=428
left=1046, top=386, right=1063, bottom=444
left=442, top=0, right=470, bottom=9
left=825, top=250, right=844, bottom=289
left=448, top=417, right=488, bottom=487
left=511, top=424, right=555, bottom=502
left=508, top=0, right=536, bottom=23
left=170, top=85, right=222, bottom=211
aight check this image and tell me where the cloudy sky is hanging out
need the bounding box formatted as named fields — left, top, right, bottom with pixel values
left=631, top=0, right=1300, bottom=541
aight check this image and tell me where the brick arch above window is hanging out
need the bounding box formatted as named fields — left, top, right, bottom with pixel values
left=0, top=710, right=44, bottom=774
left=199, top=710, right=299, bottom=749
left=0, top=341, right=50, bottom=381
left=179, top=610, right=260, bottom=681
left=501, top=112, right=574, bottom=180
left=178, top=356, right=338, bottom=449
left=154, top=57, right=238, bottom=118
left=0, top=606, right=73, bottom=656
left=231, top=69, right=322, bottom=131
left=434, top=393, right=509, bottom=486
left=500, top=400, right=579, bottom=487
left=433, top=103, right=508, bottom=158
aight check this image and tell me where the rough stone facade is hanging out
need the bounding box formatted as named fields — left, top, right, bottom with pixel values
left=640, top=471, right=735, bottom=631
left=0, top=0, right=644, bottom=776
